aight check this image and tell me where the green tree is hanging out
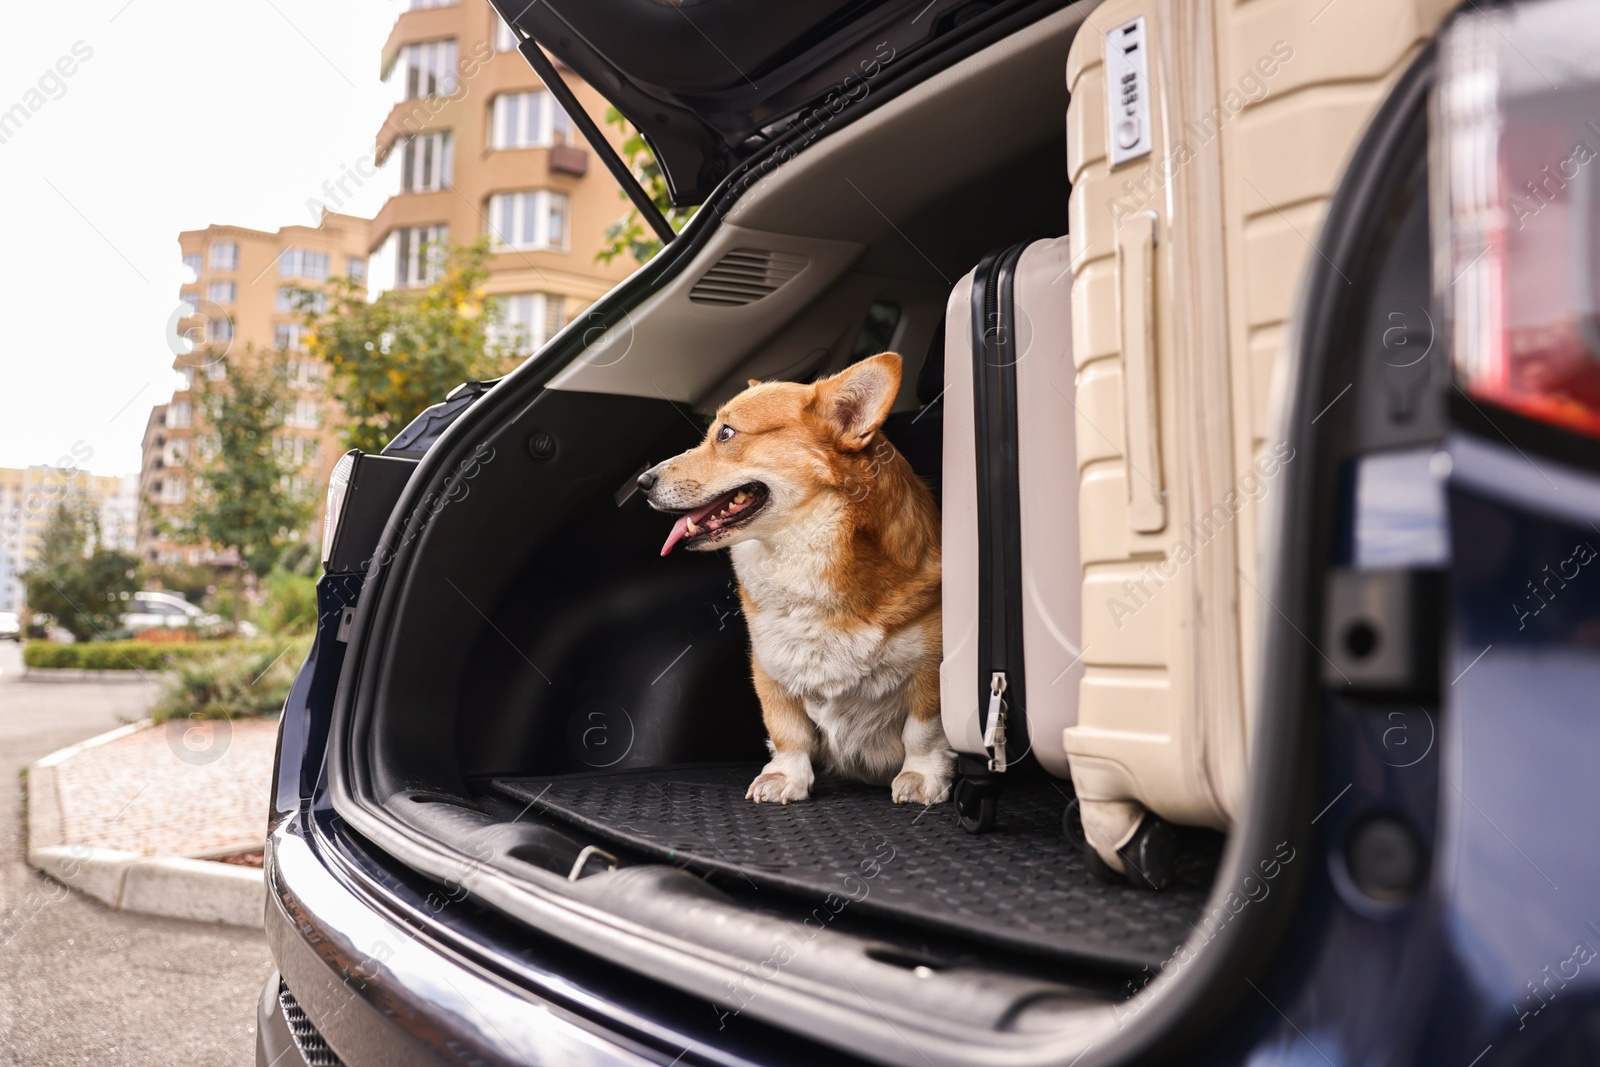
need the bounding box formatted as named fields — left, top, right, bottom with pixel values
left=22, top=500, right=139, bottom=641
left=594, top=108, right=698, bottom=267
left=300, top=238, right=512, bottom=454
left=171, top=345, right=315, bottom=585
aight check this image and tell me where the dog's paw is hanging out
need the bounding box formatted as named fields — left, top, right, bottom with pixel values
left=891, top=770, right=952, bottom=806
left=746, top=771, right=811, bottom=804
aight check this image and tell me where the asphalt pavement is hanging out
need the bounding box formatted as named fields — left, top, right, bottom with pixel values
left=0, top=641, right=275, bottom=1066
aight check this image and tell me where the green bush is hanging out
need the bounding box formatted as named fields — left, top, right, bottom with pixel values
left=21, top=638, right=283, bottom=672
left=151, top=639, right=309, bottom=722
left=258, top=569, right=318, bottom=636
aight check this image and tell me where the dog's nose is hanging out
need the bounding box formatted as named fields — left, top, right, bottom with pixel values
left=636, top=470, right=657, bottom=492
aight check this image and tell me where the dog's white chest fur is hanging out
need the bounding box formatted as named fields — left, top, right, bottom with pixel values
left=731, top=525, right=924, bottom=783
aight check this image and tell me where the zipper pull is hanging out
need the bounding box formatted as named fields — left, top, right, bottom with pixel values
left=983, top=672, right=1009, bottom=772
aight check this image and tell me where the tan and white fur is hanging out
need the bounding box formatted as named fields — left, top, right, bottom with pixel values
left=640, top=353, right=952, bottom=805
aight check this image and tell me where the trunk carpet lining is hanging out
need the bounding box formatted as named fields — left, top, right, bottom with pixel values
left=492, top=764, right=1221, bottom=971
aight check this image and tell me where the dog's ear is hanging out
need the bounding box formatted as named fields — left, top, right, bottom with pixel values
left=747, top=378, right=761, bottom=388
left=815, top=352, right=901, bottom=452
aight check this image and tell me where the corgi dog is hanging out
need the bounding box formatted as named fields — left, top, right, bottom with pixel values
left=639, top=352, right=953, bottom=806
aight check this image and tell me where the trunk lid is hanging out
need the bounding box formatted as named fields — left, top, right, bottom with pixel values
left=489, top=0, right=1067, bottom=204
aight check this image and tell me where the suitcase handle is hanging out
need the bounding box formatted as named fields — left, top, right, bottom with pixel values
left=1117, top=211, right=1166, bottom=533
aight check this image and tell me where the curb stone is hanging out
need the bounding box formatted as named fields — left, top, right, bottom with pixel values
left=20, top=668, right=161, bottom=683
left=25, top=725, right=265, bottom=929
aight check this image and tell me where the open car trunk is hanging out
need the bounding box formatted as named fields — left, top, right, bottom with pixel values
left=328, top=4, right=1238, bottom=1058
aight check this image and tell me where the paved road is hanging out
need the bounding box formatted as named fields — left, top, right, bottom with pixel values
left=0, top=642, right=274, bottom=1066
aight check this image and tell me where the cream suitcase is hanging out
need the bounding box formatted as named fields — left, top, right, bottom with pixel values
left=1061, top=0, right=1452, bottom=880
left=940, top=236, right=1082, bottom=833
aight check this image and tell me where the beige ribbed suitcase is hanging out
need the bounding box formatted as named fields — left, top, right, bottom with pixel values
left=1061, top=0, right=1451, bottom=878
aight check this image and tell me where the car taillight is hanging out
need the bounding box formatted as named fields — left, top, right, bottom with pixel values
left=321, top=451, right=357, bottom=568
left=1435, top=0, right=1600, bottom=439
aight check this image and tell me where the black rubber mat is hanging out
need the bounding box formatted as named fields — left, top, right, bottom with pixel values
left=493, top=764, right=1222, bottom=971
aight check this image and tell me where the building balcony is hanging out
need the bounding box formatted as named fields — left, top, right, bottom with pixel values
left=368, top=190, right=457, bottom=254
left=379, top=3, right=469, bottom=76
left=549, top=144, right=588, bottom=176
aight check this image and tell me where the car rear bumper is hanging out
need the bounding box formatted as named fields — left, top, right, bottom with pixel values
left=260, top=815, right=663, bottom=1067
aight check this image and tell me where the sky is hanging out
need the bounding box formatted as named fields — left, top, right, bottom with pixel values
left=0, top=0, right=404, bottom=477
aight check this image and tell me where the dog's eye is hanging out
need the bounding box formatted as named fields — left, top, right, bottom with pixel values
left=716, top=424, right=737, bottom=443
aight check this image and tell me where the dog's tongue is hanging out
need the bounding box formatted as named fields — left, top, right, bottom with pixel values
left=659, top=491, right=738, bottom=556
left=660, top=514, right=694, bottom=556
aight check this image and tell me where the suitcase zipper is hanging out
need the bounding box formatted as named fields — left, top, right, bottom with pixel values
left=983, top=672, right=1009, bottom=772
left=970, top=244, right=1029, bottom=773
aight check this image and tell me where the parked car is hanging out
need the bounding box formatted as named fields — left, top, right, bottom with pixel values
left=118, top=590, right=217, bottom=633
left=258, top=0, right=1600, bottom=1065
left=0, top=612, right=19, bottom=641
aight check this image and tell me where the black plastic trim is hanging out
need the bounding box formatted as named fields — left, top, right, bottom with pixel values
left=1447, top=389, right=1600, bottom=477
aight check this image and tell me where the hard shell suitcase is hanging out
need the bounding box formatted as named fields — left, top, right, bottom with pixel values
left=1060, top=0, right=1450, bottom=880
left=940, top=236, right=1084, bottom=834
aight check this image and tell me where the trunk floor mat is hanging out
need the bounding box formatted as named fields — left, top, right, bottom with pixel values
left=492, top=764, right=1222, bottom=971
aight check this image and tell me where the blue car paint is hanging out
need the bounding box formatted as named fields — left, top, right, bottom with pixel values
left=1237, top=434, right=1600, bottom=1067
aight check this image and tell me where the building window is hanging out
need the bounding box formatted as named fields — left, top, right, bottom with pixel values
left=277, top=287, right=325, bottom=313
left=182, top=252, right=203, bottom=279
left=488, top=191, right=568, bottom=251
left=490, top=292, right=566, bottom=355
left=206, top=281, right=235, bottom=304
left=279, top=248, right=330, bottom=281
left=274, top=435, right=320, bottom=467
left=179, top=289, right=200, bottom=313
left=209, top=242, right=238, bottom=271
left=287, top=398, right=321, bottom=429
left=494, top=17, right=519, bottom=52
left=167, top=402, right=191, bottom=428
left=275, top=324, right=309, bottom=352
left=163, top=439, right=188, bottom=468
left=161, top=477, right=187, bottom=504
left=348, top=258, right=366, bottom=282
left=391, top=39, right=458, bottom=100
left=490, top=91, right=570, bottom=149
left=285, top=360, right=325, bottom=388
left=175, top=366, right=194, bottom=392
left=207, top=317, right=233, bottom=343
left=398, top=130, right=453, bottom=192
left=204, top=359, right=227, bottom=381
left=388, top=225, right=450, bottom=288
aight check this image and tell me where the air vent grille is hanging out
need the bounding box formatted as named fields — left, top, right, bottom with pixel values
left=689, top=248, right=809, bottom=307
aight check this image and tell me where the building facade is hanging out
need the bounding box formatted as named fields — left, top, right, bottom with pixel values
left=139, top=215, right=371, bottom=564
left=369, top=0, right=635, bottom=337
left=136, top=0, right=639, bottom=565
left=0, top=466, right=138, bottom=614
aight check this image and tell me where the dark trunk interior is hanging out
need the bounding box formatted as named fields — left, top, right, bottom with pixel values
left=360, top=379, right=1222, bottom=985
left=350, top=54, right=1225, bottom=1003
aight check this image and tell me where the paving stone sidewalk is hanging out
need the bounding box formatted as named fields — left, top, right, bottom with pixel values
left=48, top=718, right=278, bottom=858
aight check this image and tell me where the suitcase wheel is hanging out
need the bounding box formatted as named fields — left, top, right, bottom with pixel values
left=1121, top=815, right=1178, bottom=891
left=1062, top=803, right=1178, bottom=891
left=953, top=778, right=998, bottom=834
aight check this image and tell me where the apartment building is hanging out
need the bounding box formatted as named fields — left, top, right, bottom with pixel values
left=370, top=0, right=635, bottom=343
left=138, top=215, right=371, bottom=564
left=136, top=0, right=639, bottom=565
left=0, top=466, right=138, bottom=614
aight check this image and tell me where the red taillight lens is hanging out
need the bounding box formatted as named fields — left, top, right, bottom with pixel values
left=1436, top=0, right=1600, bottom=439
